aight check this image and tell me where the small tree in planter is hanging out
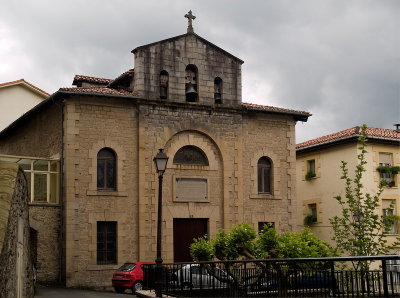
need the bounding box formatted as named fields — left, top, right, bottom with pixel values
left=376, top=165, right=391, bottom=173
left=377, top=165, right=400, bottom=174
left=304, top=214, right=317, bottom=226
left=377, top=165, right=399, bottom=187
left=391, top=166, right=400, bottom=174
left=305, top=171, right=316, bottom=181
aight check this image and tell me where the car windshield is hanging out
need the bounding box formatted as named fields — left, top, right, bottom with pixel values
left=118, top=263, right=136, bottom=271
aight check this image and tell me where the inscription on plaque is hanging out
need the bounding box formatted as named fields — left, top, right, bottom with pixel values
left=175, top=178, right=208, bottom=201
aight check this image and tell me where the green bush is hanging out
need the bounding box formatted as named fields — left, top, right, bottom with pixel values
left=190, top=223, right=337, bottom=262
left=304, top=214, right=317, bottom=226
left=305, top=171, right=316, bottom=181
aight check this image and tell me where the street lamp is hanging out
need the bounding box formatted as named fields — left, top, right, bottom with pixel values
left=153, top=148, right=169, bottom=297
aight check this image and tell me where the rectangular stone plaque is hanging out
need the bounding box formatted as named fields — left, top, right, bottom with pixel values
left=175, top=177, right=208, bottom=201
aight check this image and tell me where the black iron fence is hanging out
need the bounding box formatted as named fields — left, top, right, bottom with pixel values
left=143, top=255, right=400, bottom=297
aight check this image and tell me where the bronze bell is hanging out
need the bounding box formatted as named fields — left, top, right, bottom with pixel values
left=160, top=86, right=167, bottom=99
left=185, top=83, right=197, bottom=101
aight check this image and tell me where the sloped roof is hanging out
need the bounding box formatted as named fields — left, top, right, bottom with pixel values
left=60, top=86, right=135, bottom=96
left=55, top=87, right=310, bottom=120
left=72, top=75, right=113, bottom=86
left=132, top=32, right=244, bottom=64
left=0, top=79, right=49, bottom=97
left=243, top=102, right=310, bottom=120
left=0, top=69, right=311, bottom=138
left=108, top=69, right=134, bottom=88
left=297, top=126, right=400, bottom=151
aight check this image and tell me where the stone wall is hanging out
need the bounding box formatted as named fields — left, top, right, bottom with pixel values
left=29, top=206, right=61, bottom=283
left=133, top=33, right=243, bottom=106
left=62, top=95, right=295, bottom=288
left=63, top=97, right=139, bottom=287
left=0, top=103, right=62, bottom=158
left=0, top=161, right=34, bottom=298
left=0, top=103, right=63, bottom=285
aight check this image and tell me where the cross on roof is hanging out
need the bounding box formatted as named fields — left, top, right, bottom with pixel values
left=185, top=10, right=196, bottom=33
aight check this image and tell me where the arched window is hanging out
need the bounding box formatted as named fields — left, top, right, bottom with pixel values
left=258, top=157, right=272, bottom=193
left=185, top=64, right=198, bottom=102
left=214, top=77, right=223, bottom=104
left=160, top=70, right=169, bottom=99
left=173, top=145, right=209, bottom=166
left=97, top=148, right=116, bottom=190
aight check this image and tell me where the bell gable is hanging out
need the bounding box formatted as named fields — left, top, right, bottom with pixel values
left=132, top=32, right=243, bottom=106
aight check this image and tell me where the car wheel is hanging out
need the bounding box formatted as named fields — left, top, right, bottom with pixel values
left=132, top=281, right=144, bottom=293
left=182, top=282, right=193, bottom=290
left=114, top=287, right=125, bottom=293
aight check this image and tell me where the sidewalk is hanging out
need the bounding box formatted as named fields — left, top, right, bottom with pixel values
left=136, top=290, right=175, bottom=298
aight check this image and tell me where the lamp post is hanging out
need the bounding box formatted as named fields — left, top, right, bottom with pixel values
left=153, top=148, right=169, bottom=298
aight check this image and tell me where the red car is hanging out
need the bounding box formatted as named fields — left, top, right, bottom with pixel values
left=112, top=261, right=154, bottom=293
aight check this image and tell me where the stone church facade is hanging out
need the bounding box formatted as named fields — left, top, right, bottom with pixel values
left=0, top=16, right=310, bottom=288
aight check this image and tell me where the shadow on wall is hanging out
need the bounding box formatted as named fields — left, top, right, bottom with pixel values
left=0, top=161, right=34, bottom=298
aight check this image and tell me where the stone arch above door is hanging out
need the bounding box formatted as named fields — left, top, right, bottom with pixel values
left=165, top=130, right=221, bottom=171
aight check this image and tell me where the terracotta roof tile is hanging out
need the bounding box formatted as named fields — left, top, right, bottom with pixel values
left=58, top=88, right=311, bottom=119
left=242, top=102, right=311, bottom=116
left=0, top=79, right=50, bottom=96
left=297, top=126, right=400, bottom=150
left=59, top=86, right=136, bottom=96
left=72, top=75, right=112, bottom=85
left=108, top=69, right=134, bottom=87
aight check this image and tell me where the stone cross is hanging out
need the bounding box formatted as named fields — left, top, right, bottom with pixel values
left=185, top=10, right=196, bottom=33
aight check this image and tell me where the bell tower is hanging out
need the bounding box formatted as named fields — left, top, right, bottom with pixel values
left=132, top=11, right=243, bottom=106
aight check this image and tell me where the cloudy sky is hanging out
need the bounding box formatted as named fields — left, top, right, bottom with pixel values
left=0, top=0, right=399, bottom=142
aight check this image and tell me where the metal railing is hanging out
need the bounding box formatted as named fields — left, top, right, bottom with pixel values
left=142, top=255, right=400, bottom=297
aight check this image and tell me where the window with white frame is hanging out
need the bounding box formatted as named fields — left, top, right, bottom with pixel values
left=379, top=153, right=394, bottom=186
left=382, top=199, right=398, bottom=234
left=0, top=155, right=60, bottom=204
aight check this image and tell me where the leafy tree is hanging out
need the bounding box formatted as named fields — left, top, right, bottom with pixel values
left=190, top=223, right=337, bottom=295
left=329, top=124, right=400, bottom=270
left=190, top=223, right=337, bottom=262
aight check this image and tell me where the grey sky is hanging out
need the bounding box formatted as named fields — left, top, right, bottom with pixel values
left=1, top=0, right=399, bottom=142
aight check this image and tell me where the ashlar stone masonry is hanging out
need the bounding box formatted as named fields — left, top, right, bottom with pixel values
left=0, top=16, right=310, bottom=289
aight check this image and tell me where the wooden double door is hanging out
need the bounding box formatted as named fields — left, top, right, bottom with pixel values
left=173, top=218, right=208, bottom=262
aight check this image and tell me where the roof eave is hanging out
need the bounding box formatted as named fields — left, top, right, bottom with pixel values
left=0, top=79, right=50, bottom=98
left=244, top=106, right=311, bottom=122
left=297, top=135, right=400, bottom=154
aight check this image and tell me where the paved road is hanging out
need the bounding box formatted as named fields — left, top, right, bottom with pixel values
left=35, top=285, right=137, bottom=298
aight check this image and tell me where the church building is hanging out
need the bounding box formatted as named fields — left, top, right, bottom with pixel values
left=0, top=12, right=310, bottom=288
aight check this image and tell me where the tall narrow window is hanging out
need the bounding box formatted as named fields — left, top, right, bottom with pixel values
left=214, top=77, right=223, bottom=104
left=379, top=153, right=394, bottom=186
left=309, top=203, right=318, bottom=222
left=258, top=157, right=272, bottom=193
left=97, top=221, right=117, bottom=264
left=306, top=159, right=316, bottom=180
left=97, top=148, right=116, bottom=190
left=383, top=199, right=397, bottom=234
left=160, top=70, right=169, bottom=99
left=307, top=159, right=316, bottom=175
left=185, top=64, right=198, bottom=102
